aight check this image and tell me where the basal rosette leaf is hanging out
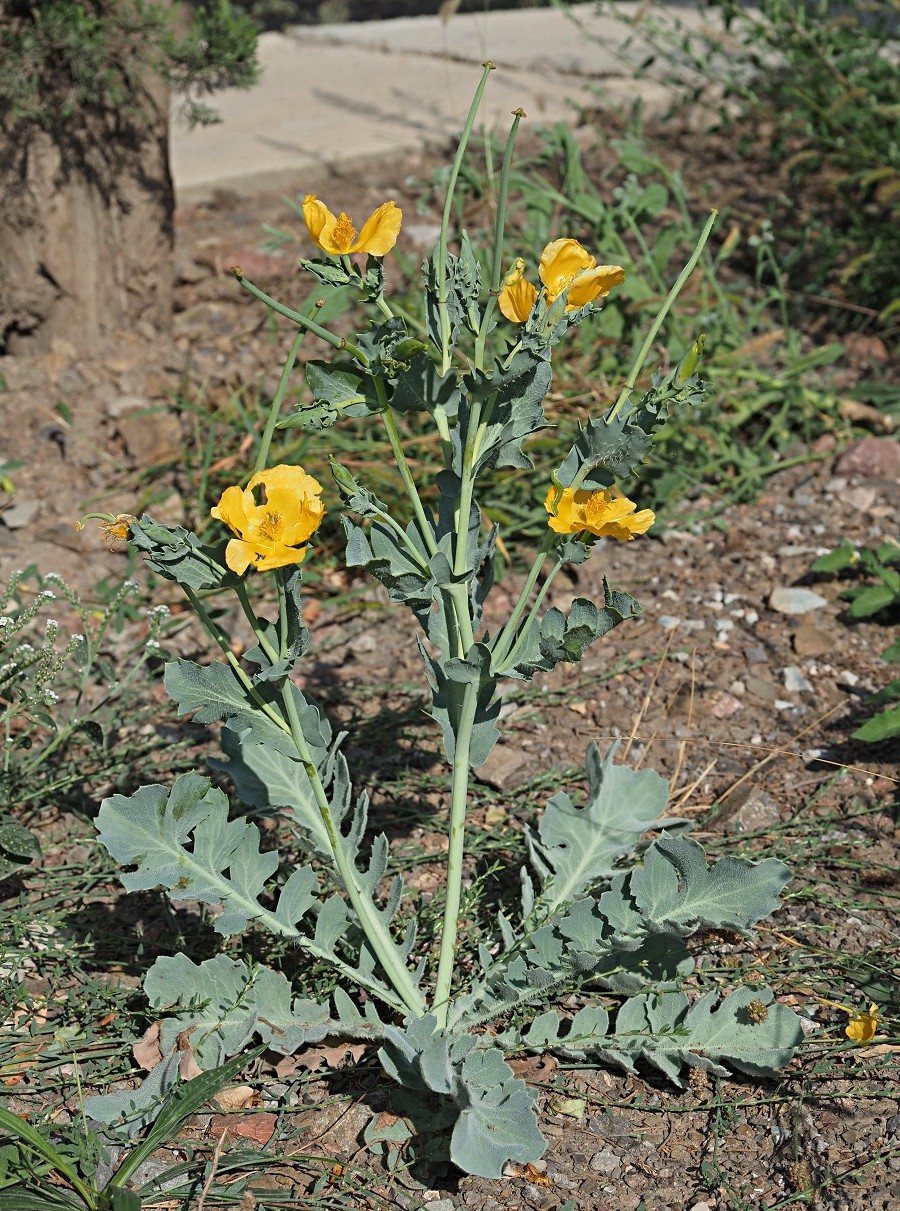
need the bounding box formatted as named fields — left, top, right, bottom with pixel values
left=526, top=742, right=682, bottom=919
left=379, top=1018, right=545, bottom=1178
left=601, top=988, right=803, bottom=1084
left=522, top=1005, right=611, bottom=1058
left=144, top=954, right=333, bottom=1066
left=629, top=834, right=792, bottom=935
left=96, top=773, right=319, bottom=938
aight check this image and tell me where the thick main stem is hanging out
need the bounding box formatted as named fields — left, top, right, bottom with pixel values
left=280, top=685, right=427, bottom=1018
left=432, top=679, right=479, bottom=1026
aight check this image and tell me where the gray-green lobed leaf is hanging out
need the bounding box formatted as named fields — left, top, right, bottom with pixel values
left=96, top=773, right=318, bottom=938
left=379, top=1017, right=545, bottom=1178
left=526, top=742, right=680, bottom=919
left=629, top=834, right=792, bottom=935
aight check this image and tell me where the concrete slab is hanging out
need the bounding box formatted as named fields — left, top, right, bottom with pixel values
left=294, top=2, right=703, bottom=75
left=170, top=3, right=704, bottom=201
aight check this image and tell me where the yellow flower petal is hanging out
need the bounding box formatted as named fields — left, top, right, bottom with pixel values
left=211, top=485, right=252, bottom=535
left=537, top=238, right=625, bottom=309
left=212, top=464, right=325, bottom=575
left=545, top=485, right=655, bottom=541
left=566, top=264, right=626, bottom=310
left=353, top=200, right=403, bottom=256
left=303, top=194, right=340, bottom=253
left=303, top=194, right=401, bottom=256
left=539, top=238, right=594, bottom=302
left=845, top=1003, right=879, bottom=1043
left=498, top=276, right=538, bottom=323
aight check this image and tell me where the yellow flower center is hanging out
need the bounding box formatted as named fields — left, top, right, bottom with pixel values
left=333, top=213, right=357, bottom=253
left=259, top=511, right=282, bottom=541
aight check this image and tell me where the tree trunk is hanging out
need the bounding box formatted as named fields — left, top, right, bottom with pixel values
left=0, top=69, right=174, bottom=356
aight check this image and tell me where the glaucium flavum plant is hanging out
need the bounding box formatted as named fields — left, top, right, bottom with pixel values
left=83, top=70, right=803, bottom=1177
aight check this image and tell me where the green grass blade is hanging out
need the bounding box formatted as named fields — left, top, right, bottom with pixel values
left=110, top=1048, right=264, bottom=1189
left=0, top=1108, right=94, bottom=1206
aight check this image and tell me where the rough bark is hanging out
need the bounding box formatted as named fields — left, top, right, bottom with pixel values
left=0, top=71, right=174, bottom=355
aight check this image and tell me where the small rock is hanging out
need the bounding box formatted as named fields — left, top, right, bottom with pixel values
left=117, top=410, right=184, bottom=466
left=844, top=485, right=878, bottom=513
left=744, top=645, right=769, bottom=664
left=710, top=691, right=743, bottom=719
left=723, top=786, right=781, bottom=834
left=745, top=675, right=779, bottom=702
left=838, top=670, right=860, bottom=687
left=589, top=1150, right=621, bottom=1176
left=0, top=498, right=40, bottom=529
left=782, top=665, right=814, bottom=693
left=475, top=745, right=532, bottom=791
left=689, top=1203, right=715, bottom=1211
left=657, top=615, right=682, bottom=630
left=835, top=436, right=900, bottom=480
left=423, top=1200, right=455, bottom=1211
left=769, top=586, right=828, bottom=615
left=793, top=623, right=834, bottom=658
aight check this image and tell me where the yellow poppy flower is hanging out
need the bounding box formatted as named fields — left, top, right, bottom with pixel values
left=545, top=485, right=655, bottom=541
left=498, top=238, right=625, bottom=323
left=303, top=194, right=402, bottom=257
left=845, top=1003, right=879, bottom=1043
left=211, top=464, right=325, bottom=575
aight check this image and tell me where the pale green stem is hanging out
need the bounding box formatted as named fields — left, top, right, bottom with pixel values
left=475, top=108, right=524, bottom=371
left=436, top=62, right=495, bottom=374
left=379, top=399, right=438, bottom=558
left=182, top=584, right=291, bottom=737
left=433, top=405, right=454, bottom=470
left=495, top=558, right=565, bottom=676
left=234, top=273, right=369, bottom=364
left=255, top=324, right=306, bottom=476
left=276, top=574, right=289, bottom=659
left=374, top=293, right=395, bottom=321
left=489, top=534, right=554, bottom=669
left=432, top=678, right=479, bottom=1026
left=279, top=682, right=427, bottom=1018
left=234, top=578, right=280, bottom=665
left=606, top=209, right=718, bottom=424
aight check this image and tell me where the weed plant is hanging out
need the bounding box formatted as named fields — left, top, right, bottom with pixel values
left=584, top=0, right=900, bottom=326
left=0, top=567, right=178, bottom=854
left=22, top=70, right=818, bottom=1186
left=811, top=538, right=900, bottom=742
